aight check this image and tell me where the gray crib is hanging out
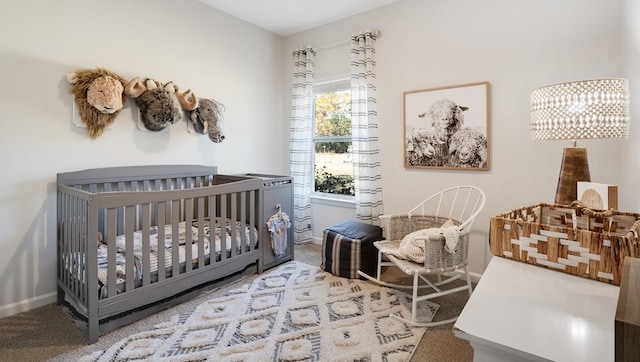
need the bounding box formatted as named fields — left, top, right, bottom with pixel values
left=56, top=165, right=288, bottom=343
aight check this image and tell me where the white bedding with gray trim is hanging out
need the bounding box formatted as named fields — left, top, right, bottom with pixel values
left=67, top=217, right=257, bottom=298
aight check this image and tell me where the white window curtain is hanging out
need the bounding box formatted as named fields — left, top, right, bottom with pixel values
left=289, top=47, right=315, bottom=243
left=350, top=31, right=383, bottom=222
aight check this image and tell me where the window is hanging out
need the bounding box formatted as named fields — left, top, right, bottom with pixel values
left=313, top=80, right=354, bottom=197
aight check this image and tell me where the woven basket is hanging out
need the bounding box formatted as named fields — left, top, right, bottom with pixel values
left=380, top=214, right=468, bottom=272
left=489, top=203, right=640, bottom=285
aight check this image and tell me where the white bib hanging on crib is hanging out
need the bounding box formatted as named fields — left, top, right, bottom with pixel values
left=267, top=207, right=291, bottom=257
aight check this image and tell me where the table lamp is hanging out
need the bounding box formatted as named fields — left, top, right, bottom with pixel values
left=530, top=78, right=630, bottom=205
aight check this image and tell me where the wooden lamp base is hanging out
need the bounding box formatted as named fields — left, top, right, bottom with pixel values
left=555, top=147, right=591, bottom=205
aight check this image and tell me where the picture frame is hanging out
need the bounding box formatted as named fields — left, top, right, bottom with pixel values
left=577, top=182, right=618, bottom=210
left=403, top=81, right=490, bottom=170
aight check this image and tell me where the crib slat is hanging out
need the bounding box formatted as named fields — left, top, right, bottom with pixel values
left=172, top=199, right=180, bottom=277
left=66, top=195, right=74, bottom=296
left=62, top=192, right=70, bottom=290
left=71, top=196, right=79, bottom=298
left=230, top=193, right=237, bottom=257
left=125, top=205, right=135, bottom=292
left=157, top=202, right=166, bottom=282
left=76, top=195, right=83, bottom=300
left=141, top=203, right=151, bottom=286
left=209, top=194, right=218, bottom=265
left=240, top=192, right=247, bottom=253
left=185, top=198, right=193, bottom=273
left=250, top=190, right=256, bottom=249
left=220, top=196, right=227, bottom=261
left=197, top=197, right=205, bottom=268
left=66, top=195, right=74, bottom=295
left=106, top=208, right=117, bottom=298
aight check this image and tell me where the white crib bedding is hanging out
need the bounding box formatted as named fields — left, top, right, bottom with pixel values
left=64, top=217, right=257, bottom=297
left=114, top=217, right=256, bottom=256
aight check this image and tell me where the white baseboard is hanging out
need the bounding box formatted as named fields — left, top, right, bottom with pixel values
left=0, top=292, right=57, bottom=319
left=294, top=238, right=322, bottom=246
left=467, top=270, right=483, bottom=284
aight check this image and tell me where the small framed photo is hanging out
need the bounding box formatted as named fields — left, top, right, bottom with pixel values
left=577, top=182, right=618, bottom=210
left=404, top=82, right=490, bottom=170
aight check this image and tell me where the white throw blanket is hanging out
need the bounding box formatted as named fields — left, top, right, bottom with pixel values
left=382, top=219, right=460, bottom=263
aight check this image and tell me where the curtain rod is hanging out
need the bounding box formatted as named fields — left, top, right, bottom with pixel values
left=314, top=30, right=381, bottom=52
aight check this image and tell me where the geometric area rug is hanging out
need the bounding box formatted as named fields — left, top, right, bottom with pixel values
left=79, top=261, right=438, bottom=362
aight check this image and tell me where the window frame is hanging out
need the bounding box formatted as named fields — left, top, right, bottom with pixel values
left=311, top=78, right=355, bottom=201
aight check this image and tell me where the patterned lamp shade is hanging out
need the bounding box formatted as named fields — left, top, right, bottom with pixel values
left=530, top=78, right=630, bottom=141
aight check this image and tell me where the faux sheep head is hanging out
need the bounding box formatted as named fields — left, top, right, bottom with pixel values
left=125, top=78, right=198, bottom=131
left=188, top=98, right=226, bottom=143
left=67, top=68, right=126, bottom=139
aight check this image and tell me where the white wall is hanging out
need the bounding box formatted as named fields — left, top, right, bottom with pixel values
left=284, top=0, right=626, bottom=275
left=621, top=0, right=640, bottom=211
left=0, top=0, right=285, bottom=316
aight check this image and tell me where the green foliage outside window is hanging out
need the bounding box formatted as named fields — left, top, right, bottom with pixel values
left=314, top=88, right=354, bottom=196
left=314, top=166, right=354, bottom=196
left=315, top=91, right=351, bottom=153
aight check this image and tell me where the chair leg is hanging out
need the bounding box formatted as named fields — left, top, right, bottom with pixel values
left=390, top=267, right=475, bottom=328
left=358, top=248, right=392, bottom=283
left=412, top=272, right=419, bottom=323
left=376, top=248, right=383, bottom=280
left=358, top=249, right=422, bottom=290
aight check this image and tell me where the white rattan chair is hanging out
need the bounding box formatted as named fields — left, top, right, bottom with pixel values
left=358, top=185, right=486, bottom=327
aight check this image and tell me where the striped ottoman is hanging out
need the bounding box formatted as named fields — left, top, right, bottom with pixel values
left=321, top=220, right=382, bottom=279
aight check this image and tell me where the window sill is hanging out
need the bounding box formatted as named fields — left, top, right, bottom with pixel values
left=310, top=194, right=356, bottom=209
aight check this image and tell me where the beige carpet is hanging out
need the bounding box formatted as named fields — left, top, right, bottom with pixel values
left=0, top=242, right=473, bottom=362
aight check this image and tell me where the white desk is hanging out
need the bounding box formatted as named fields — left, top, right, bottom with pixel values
left=454, top=256, right=620, bottom=362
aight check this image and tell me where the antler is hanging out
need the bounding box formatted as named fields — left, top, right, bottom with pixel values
left=146, top=79, right=163, bottom=90
left=176, top=88, right=199, bottom=111
left=124, top=77, right=147, bottom=98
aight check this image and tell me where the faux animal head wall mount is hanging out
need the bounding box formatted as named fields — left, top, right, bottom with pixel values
left=67, top=68, right=127, bottom=139
left=188, top=98, right=226, bottom=143
left=124, top=77, right=199, bottom=131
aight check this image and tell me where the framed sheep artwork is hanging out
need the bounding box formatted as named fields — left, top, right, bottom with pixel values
left=403, top=81, right=490, bottom=170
